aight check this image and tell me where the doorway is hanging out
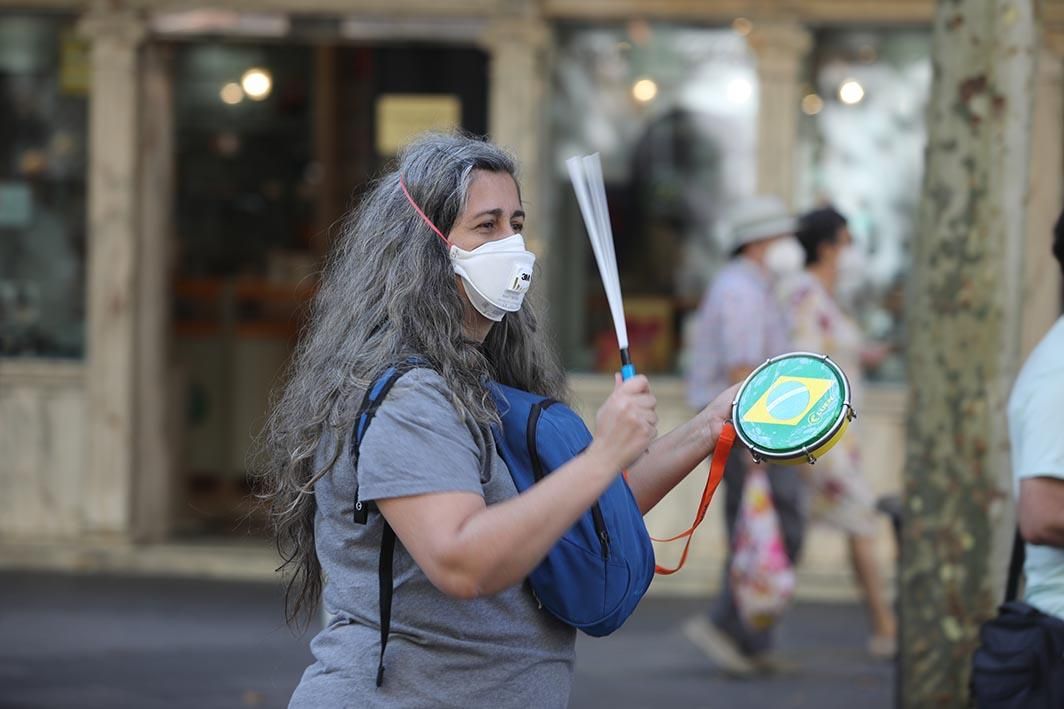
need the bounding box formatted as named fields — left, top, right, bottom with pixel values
left=167, top=38, right=488, bottom=536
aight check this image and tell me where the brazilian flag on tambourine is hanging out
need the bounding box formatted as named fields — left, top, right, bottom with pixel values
left=736, top=356, right=846, bottom=456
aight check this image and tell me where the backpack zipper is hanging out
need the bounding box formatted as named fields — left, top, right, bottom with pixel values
left=590, top=503, right=610, bottom=560
left=527, top=402, right=549, bottom=482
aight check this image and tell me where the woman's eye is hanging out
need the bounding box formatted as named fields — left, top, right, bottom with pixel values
left=511, top=223, right=524, bottom=232
left=477, top=221, right=494, bottom=231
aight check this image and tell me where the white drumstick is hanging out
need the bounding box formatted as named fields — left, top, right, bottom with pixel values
left=565, top=153, right=635, bottom=379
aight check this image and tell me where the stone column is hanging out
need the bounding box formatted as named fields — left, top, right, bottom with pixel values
left=747, top=21, right=812, bottom=207
left=79, top=6, right=145, bottom=537
left=1021, top=40, right=1064, bottom=358
left=134, top=43, right=174, bottom=541
left=480, top=16, right=551, bottom=256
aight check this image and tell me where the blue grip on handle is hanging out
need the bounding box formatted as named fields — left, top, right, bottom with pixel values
left=621, top=364, right=636, bottom=381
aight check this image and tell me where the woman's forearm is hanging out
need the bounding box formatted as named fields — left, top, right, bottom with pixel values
left=451, top=444, right=623, bottom=595
left=381, top=442, right=624, bottom=599
left=625, top=412, right=715, bottom=514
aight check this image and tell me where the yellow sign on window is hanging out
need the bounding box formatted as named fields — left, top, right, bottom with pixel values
left=59, top=30, right=90, bottom=95
left=375, top=94, right=461, bottom=155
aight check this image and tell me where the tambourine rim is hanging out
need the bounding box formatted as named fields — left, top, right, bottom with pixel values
left=729, top=351, right=853, bottom=461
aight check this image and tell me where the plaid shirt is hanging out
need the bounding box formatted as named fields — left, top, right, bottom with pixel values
left=686, top=258, right=792, bottom=409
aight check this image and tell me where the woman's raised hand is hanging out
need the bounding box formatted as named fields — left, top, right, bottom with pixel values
left=589, top=374, right=658, bottom=472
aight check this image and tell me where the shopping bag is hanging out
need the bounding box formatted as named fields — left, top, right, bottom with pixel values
left=730, top=468, right=796, bottom=631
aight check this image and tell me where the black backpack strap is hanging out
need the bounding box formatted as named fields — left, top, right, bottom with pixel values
left=351, top=361, right=418, bottom=524
left=347, top=359, right=423, bottom=688
left=1005, top=528, right=1026, bottom=602
left=526, top=399, right=556, bottom=483
left=377, top=524, right=397, bottom=687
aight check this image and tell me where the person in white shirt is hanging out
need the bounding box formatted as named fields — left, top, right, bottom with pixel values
left=1008, top=210, right=1064, bottom=621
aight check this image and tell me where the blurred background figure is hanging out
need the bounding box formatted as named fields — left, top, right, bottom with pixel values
left=971, top=209, right=1064, bottom=708
left=782, top=206, right=896, bottom=658
left=1009, top=210, right=1064, bottom=622
left=683, top=194, right=806, bottom=676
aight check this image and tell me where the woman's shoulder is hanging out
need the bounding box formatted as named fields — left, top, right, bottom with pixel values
left=353, top=364, right=489, bottom=500
left=368, top=365, right=464, bottom=421
left=394, top=365, right=448, bottom=390
left=371, top=364, right=448, bottom=397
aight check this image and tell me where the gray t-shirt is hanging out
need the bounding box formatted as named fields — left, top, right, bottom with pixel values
left=290, top=368, right=576, bottom=708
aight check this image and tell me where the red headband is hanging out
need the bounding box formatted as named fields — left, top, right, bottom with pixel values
left=399, top=176, right=449, bottom=244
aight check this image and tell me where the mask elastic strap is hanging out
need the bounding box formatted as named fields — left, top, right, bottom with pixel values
left=399, top=176, right=450, bottom=245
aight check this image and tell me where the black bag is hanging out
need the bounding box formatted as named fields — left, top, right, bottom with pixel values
left=970, top=533, right=1064, bottom=708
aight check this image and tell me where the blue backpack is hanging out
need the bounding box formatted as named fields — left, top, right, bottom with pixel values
left=487, top=382, right=655, bottom=637
left=352, top=365, right=656, bottom=687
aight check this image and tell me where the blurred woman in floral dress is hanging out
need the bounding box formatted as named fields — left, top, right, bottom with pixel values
left=782, top=207, right=896, bottom=658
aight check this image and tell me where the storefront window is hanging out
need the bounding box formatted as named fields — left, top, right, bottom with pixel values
left=0, top=14, right=88, bottom=358
left=795, top=29, right=932, bottom=382
left=170, top=38, right=489, bottom=533
left=550, top=23, right=757, bottom=373
left=174, top=43, right=315, bottom=281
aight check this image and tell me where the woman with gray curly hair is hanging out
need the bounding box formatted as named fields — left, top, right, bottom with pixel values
left=258, top=132, right=735, bottom=707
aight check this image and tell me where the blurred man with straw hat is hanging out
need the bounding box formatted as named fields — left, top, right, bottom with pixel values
left=684, top=194, right=807, bottom=676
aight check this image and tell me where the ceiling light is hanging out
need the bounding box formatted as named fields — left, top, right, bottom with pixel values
left=727, top=78, right=753, bottom=104
left=839, top=79, right=865, bottom=105
left=732, top=17, right=753, bottom=36
left=632, top=78, right=658, bottom=103
left=220, top=82, right=244, bottom=105
left=801, top=93, right=824, bottom=115
left=241, top=67, right=272, bottom=101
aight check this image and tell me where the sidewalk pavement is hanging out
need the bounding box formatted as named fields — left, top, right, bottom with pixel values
left=0, top=572, right=892, bottom=709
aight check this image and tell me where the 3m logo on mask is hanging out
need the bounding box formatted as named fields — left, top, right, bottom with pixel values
left=510, top=267, right=533, bottom=293
left=741, top=376, right=835, bottom=427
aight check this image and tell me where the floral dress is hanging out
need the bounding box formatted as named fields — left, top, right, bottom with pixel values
left=780, top=271, right=878, bottom=537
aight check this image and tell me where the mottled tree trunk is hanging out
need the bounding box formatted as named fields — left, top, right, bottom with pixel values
left=900, top=1, right=1039, bottom=706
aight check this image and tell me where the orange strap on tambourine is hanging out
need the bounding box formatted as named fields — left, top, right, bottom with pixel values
left=649, top=421, right=736, bottom=575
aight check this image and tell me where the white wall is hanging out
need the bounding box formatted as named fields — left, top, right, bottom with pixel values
left=0, top=361, right=87, bottom=539
left=175, top=335, right=292, bottom=480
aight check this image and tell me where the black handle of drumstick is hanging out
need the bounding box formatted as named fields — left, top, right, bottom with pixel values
left=620, top=347, right=636, bottom=381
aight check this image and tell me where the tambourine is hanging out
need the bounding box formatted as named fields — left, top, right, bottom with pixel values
left=649, top=351, right=855, bottom=575
left=730, top=352, right=856, bottom=465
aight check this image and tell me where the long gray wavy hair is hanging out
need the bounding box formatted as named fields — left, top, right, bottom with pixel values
left=256, top=133, right=567, bottom=626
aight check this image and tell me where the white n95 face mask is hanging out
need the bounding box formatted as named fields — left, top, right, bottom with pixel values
left=764, top=236, right=806, bottom=278
left=450, top=233, right=536, bottom=322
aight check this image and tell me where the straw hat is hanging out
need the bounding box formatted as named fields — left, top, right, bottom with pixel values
left=722, top=195, right=797, bottom=253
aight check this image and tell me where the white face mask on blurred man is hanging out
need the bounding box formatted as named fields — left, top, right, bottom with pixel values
left=763, top=236, right=806, bottom=278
